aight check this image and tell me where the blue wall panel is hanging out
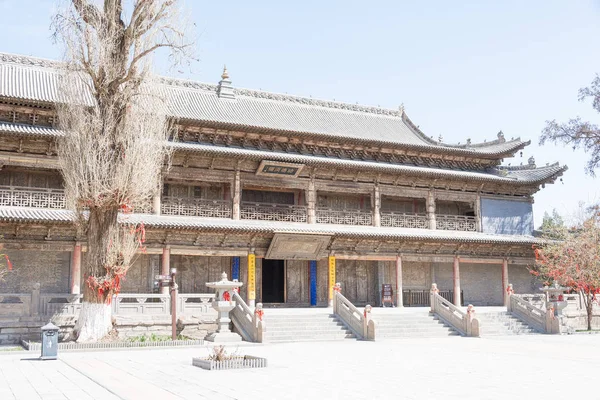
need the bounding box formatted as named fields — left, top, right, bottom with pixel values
left=481, top=198, right=534, bottom=235
left=309, top=260, right=317, bottom=306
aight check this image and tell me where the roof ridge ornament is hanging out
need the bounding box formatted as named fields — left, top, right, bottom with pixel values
left=497, top=130, right=505, bottom=143
left=221, top=65, right=230, bottom=80
left=217, top=64, right=235, bottom=100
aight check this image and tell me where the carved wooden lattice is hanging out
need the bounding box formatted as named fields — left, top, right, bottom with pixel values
left=0, top=186, right=66, bottom=209
left=436, top=214, right=477, bottom=231
left=380, top=212, right=428, bottom=229
left=316, top=207, right=372, bottom=226
left=161, top=197, right=232, bottom=218
left=241, top=202, right=307, bottom=223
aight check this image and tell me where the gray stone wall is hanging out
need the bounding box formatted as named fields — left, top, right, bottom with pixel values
left=335, top=260, right=378, bottom=306
left=481, top=197, right=534, bottom=235
left=508, top=264, right=539, bottom=294
left=0, top=250, right=70, bottom=294
left=432, top=262, right=453, bottom=291
left=460, top=263, right=503, bottom=306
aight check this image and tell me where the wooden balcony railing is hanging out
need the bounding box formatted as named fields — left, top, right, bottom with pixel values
left=241, top=202, right=307, bottom=223
left=436, top=214, right=477, bottom=231
left=161, top=197, right=232, bottom=218
left=381, top=212, right=428, bottom=229
left=0, top=186, right=66, bottom=209
left=316, top=207, right=372, bottom=226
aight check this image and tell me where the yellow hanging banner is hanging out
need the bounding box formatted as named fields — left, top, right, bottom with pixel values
left=328, top=256, right=336, bottom=301
left=248, top=254, right=256, bottom=300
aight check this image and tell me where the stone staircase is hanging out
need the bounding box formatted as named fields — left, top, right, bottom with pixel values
left=476, top=311, right=540, bottom=335
left=263, top=313, right=356, bottom=343
left=373, top=311, right=461, bottom=338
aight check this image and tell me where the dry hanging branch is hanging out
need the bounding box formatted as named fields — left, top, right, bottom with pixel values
left=52, top=0, right=194, bottom=342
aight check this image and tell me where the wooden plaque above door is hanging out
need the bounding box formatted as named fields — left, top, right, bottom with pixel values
left=266, top=233, right=331, bottom=260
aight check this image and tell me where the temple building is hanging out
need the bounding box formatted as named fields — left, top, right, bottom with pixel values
left=0, top=52, right=567, bottom=311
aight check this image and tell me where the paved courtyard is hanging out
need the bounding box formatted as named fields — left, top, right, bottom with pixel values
left=0, top=335, right=598, bottom=399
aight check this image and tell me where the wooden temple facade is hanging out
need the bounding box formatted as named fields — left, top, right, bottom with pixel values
left=0, top=53, right=567, bottom=308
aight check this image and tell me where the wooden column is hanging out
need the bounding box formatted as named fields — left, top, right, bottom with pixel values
left=152, top=193, right=161, bottom=215
left=309, top=260, right=317, bottom=306
left=427, top=190, right=436, bottom=230
left=396, top=255, right=403, bottom=307
left=307, top=173, right=316, bottom=224
left=377, top=261, right=385, bottom=305
left=328, top=256, right=336, bottom=307
left=70, top=243, right=82, bottom=295
left=232, top=169, right=241, bottom=220
left=475, top=195, right=482, bottom=232
left=502, top=258, right=509, bottom=306
left=453, top=255, right=461, bottom=306
left=161, top=246, right=170, bottom=294
left=247, top=253, right=256, bottom=307
left=372, top=184, right=381, bottom=227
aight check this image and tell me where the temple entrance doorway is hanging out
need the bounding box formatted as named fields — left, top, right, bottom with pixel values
left=262, top=259, right=285, bottom=303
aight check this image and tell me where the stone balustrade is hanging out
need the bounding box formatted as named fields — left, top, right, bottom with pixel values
left=332, top=291, right=375, bottom=340
left=230, top=291, right=265, bottom=343
left=430, top=289, right=479, bottom=337
left=0, top=289, right=217, bottom=319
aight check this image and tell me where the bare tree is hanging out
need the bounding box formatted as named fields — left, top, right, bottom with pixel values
left=53, top=0, right=192, bottom=342
left=541, top=75, right=600, bottom=176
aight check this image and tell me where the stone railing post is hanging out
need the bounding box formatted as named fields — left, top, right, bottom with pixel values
left=505, top=283, right=514, bottom=310
left=465, top=304, right=480, bottom=337
left=31, top=283, right=41, bottom=316
left=430, top=283, right=439, bottom=313
left=363, top=304, right=372, bottom=338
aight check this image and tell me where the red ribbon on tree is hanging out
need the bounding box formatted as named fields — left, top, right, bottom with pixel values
left=4, top=255, right=12, bottom=271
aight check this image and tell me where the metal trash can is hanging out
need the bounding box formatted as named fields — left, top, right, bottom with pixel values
left=40, top=322, right=59, bottom=360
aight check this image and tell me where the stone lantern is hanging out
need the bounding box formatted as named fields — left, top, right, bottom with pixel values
left=541, top=281, right=568, bottom=317
left=205, top=272, right=244, bottom=342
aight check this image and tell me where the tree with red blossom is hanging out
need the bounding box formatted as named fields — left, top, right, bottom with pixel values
left=533, top=218, right=600, bottom=330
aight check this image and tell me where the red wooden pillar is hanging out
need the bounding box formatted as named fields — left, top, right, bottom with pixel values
left=70, top=243, right=82, bottom=294
left=453, top=256, right=461, bottom=306
left=396, top=255, right=403, bottom=307
left=502, top=258, right=509, bottom=306
left=161, top=246, right=170, bottom=295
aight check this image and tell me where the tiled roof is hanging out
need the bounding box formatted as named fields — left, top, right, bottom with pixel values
left=0, top=206, right=542, bottom=245
left=170, top=142, right=567, bottom=185
left=0, top=121, right=566, bottom=185
left=0, top=53, right=527, bottom=157
left=0, top=121, right=61, bottom=137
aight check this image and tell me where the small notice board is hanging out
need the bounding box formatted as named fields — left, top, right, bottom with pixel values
left=382, top=284, right=394, bottom=307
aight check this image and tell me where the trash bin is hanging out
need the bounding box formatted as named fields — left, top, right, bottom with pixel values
left=40, top=322, right=59, bottom=360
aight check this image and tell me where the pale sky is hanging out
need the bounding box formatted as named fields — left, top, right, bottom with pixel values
left=1, top=0, right=599, bottom=227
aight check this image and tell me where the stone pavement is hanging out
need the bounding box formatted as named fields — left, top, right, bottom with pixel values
left=1, top=335, right=599, bottom=399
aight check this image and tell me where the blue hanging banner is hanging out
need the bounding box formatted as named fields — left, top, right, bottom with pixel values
left=309, top=260, right=317, bottom=306
left=232, top=257, right=240, bottom=281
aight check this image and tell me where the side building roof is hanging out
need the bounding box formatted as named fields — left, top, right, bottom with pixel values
left=0, top=52, right=527, bottom=158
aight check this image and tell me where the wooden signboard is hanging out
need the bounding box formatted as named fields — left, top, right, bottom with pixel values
left=382, top=284, right=394, bottom=307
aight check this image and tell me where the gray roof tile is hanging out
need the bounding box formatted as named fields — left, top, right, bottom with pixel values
left=0, top=53, right=526, bottom=156
left=0, top=206, right=542, bottom=245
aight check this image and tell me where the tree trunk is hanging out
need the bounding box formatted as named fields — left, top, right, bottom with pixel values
left=587, top=293, right=593, bottom=332
left=73, top=207, right=119, bottom=342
